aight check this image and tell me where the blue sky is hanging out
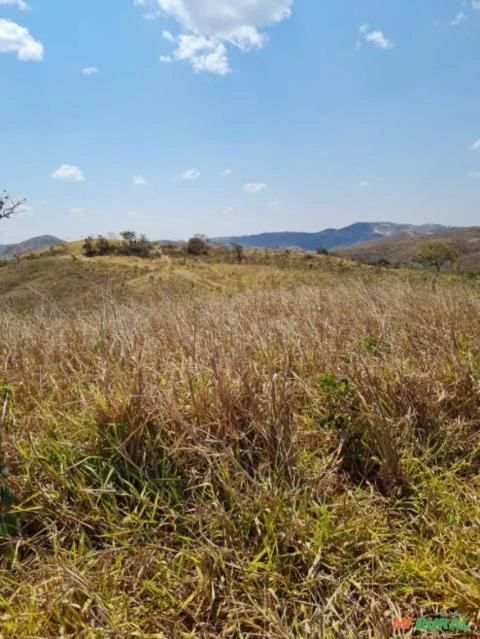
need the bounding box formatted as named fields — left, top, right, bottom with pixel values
left=1, top=0, right=479, bottom=243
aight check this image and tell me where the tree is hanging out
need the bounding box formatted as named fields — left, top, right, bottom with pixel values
left=415, top=239, right=459, bottom=274
left=120, top=231, right=137, bottom=254
left=96, top=235, right=115, bottom=256
left=0, top=191, right=24, bottom=221
left=135, top=234, right=152, bottom=257
left=186, top=235, right=209, bottom=256
left=83, top=236, right=96, bottom=257
left=232, top=243, right=245, bottom=264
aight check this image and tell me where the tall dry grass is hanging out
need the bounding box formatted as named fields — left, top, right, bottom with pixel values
left=0, top=277, right=479, bottom=637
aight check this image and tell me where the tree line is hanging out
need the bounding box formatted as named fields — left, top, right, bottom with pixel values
left=83, top=231, right=153, bottom=257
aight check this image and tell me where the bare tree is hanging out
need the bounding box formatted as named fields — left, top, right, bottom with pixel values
left=0, top=191, right=24, bottom=221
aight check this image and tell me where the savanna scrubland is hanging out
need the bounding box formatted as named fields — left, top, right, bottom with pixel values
left=0, top=246, right=479, bottom=638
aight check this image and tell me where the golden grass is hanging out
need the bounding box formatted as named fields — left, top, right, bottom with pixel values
left=0, top=261, right=479, bottom=637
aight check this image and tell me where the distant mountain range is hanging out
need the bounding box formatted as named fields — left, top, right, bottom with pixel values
left=212, top=222, right=456, bottom=251
left=0, top=235, right=63, bottom=259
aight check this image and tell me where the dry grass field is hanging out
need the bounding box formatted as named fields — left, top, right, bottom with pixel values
left=0, top=249, right=479, bottom=637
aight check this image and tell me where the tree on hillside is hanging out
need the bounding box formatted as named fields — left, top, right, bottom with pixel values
left=415, top=239, right=459, bottom=274
left=186, top=235, right=209, bottom=256
left=0, top=191, right=24, bottom=221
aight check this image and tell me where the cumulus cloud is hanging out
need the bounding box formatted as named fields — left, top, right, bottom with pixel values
left=182, top=168, right=200, bottom=180
left=133, top=175, right=147, bottom=185
left=359, top=24, right=394, bottom=50
left=82, top=67, right=98, bottom=75
left=244, top=182, right=266, bottom=193
left=167, top=34, right=229, bottom=75
left=136, top=0, right=294, bottom=74
left=471, top=139, right=480, bottom=150
left=51, top=164, right=86, bottom=182
left=0, top=18, right=43, bottom=60
left=0, top=0, right=29, bottom=10
left=451, top=12, right=467, bottom=27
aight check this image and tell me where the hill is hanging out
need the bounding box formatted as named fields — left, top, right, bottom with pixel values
left=0, top=235, right=63, bottom=259
left=212, top=222, right=455, bottom=251
left=0, top=242, right=362, bottom=312
left=338, top=226, right=480, bottom=272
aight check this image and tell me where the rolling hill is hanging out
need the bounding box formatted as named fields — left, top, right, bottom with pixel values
left=212, top=222, right=455, bottom=251
left=338, top=226, right=480, bottom=272
left=0, top=235, right=63, bottom=259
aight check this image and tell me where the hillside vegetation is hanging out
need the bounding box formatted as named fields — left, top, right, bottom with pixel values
left=0, top=248, right=479, bottom=637
left=339, top=227, right=480, bottom=273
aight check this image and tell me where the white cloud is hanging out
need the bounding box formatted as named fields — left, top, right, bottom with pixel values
left=268, top=200, right=281, bottom=208
left=473, top=1, right=480, bottom=10
left=0, top=0, right=30, bottom=11
left=51, top=164, right=86, bottom=183
left=359, top=181, right=373, bottom=188
left=133, top=175, right=147, bottom=185
left=82, top=67, right=98, bottom=75
left=359, top=24, right=394, bottom=50
left=182, top=168, right=200, bottom=180
left=0, top=18, right=43, bottom=61
left=468, top=171, right=480, bottom=178
left=244, top=182, right=266, bottom=193
left=136, top=0, right=294, bottom=74
left=0, top=0, right=29, bottom=10
left=223, top=205, right=235, bottom=214
left=169, top=34, right=230, bottom=75
left=451, top=12, right=467, bottom=27
left=221, top=169, right=232, bottom=176
left=471, top=138, right=480, bottom=150
left=69, top=207, right=85, bottom=214
left=162, top=30, right=174, bottom=42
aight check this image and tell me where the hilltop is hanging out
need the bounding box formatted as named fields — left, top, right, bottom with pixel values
left=0, top=235, right=62, bottom=260
left=212, top=222, right=455, bottom=251
left=0, top=240, right=364, bottom=312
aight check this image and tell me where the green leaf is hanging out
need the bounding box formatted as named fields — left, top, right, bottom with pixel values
left=0, top=486, right=14, bottom=507
left=0, top=465, right=9, bottom=478
left=0, top=512, right=19, bottom=537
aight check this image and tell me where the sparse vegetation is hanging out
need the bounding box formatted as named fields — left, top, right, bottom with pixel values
left=0, top=191, right=24, bottom=221
left=83, top=231, right=153, bottom=258
left=186, top=234, right=210, bottom=256
left=232, top=242, right=245, bottom=264
left=415, top=239, right=459, bottom=274
left=0, top=248, right=479, bottom=636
